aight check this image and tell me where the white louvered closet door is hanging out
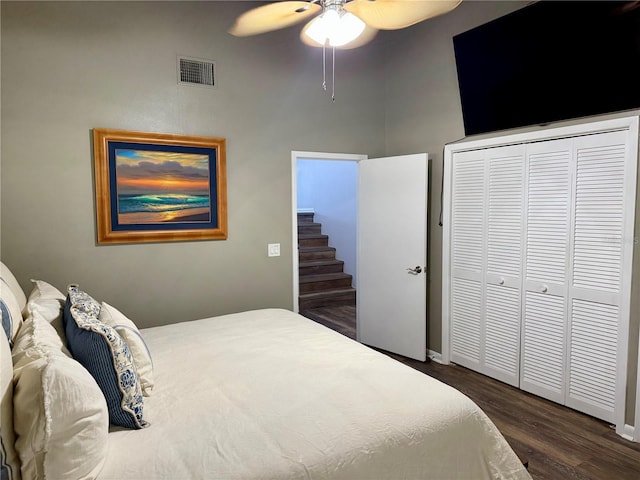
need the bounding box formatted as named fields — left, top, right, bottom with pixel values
left=450, top=150, right=486, bottom=371
left=484, top=146, right=525, bottom=386
left=444, top=116, right=638, bottom=431
left=450, top=146, right=525, bottom=384
left=521, top=139, right=573, bottom=404
left=565, top=131, right=629, bottom=423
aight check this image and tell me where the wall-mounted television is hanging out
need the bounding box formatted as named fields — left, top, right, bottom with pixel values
left=453, top=1, right=640, bottom=136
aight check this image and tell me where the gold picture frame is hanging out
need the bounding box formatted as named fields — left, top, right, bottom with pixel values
left=93, top=128, right=227, bottom=244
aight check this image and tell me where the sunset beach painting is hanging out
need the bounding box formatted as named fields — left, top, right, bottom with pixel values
left=115, top=148, right=212, bottom=225
left=93, top=129, right=227, bottom=244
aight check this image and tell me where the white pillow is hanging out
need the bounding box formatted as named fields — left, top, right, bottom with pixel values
left=12, top=301, right=71, bottom=364
left=24, top=279, right=67, bottom=345
left=26, top=279, right=64, bottom=303
left=12, top=310, right=109, bottom=480
left=99, top=302, right=155, bottom=396
left=0, top=262, right=26, bottom=310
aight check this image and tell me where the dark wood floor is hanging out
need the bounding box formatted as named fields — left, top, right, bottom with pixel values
left=299, top=306, right=640, bottom=480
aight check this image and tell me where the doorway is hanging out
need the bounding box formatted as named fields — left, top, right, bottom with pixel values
left=291, top=151, right=365, bottom=314
left=291, top=150, right=430, bottom=361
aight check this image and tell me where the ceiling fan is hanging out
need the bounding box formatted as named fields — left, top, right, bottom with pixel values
left=229, top=0, right=462, bottom=100
left=230, top=0, right=462, bottom=48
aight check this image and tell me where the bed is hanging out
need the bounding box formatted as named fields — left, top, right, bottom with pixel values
left=0, top=261, right=531, bottom=480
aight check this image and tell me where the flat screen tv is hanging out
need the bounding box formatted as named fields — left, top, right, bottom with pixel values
left=453, top=1, right=640, bottom=136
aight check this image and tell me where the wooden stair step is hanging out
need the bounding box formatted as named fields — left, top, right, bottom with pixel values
left=299, top=287, right=356, bottom=309
left=299, top=272, right=352, bottom=293
left=298, top=222, right=322, bottom=234
left=297, top=212, right=315, bottom=223
left=298, top=246, right=336, bottom=261
left=299, top=259, right=344, bottom=275
left=299, top=272, right=352, bottom=284
left=298, top=233, right=329, bottom=247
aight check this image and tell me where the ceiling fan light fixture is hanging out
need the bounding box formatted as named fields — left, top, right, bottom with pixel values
left=305, top=7, right=365, bottom=47
left=331, top=12, right=366, bottom=47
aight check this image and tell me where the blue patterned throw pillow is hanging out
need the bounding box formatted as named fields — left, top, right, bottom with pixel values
left=1, top=312, right=19, bottom=480
left=1, top=453, right=10, bottom=480
left=1, top=278, right=23, bottom=345
left=0, top=301, right=12, bottom=344
left=63, top=286, right=148, bottom=429
left=1, top=432, right=16, bottom=480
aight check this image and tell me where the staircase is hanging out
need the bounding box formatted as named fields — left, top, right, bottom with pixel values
left=298, top=212, right=356, bottom=310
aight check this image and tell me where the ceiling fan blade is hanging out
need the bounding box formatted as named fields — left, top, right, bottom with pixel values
left=344, top=0, right=462, bottom=30
left=300, top=22, right=378, bottom=49
left=229, top=1, right=322, bottom=37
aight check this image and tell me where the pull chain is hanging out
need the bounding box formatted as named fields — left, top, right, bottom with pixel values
left=322, top=43, right=327, bottom=91
left=332, top=46, right=336, bottom=102
left=320, top=43, right=336, bottom=102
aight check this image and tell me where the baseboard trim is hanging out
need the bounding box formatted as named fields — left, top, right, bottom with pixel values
left=428, top=350, right=444, bottom=364
left=621, top=424, right=635, bottom=441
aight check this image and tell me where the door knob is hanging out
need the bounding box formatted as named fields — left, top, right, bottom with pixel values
left=407, top=266, right=422, bottom=274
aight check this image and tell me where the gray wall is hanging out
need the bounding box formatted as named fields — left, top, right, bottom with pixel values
left=0, top=1, right=386, bottom=327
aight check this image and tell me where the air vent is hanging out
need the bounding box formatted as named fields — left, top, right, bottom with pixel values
left=178, top=56, right=216, bottom=87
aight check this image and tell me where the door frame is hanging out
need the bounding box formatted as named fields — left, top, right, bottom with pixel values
left=291, top=151, right=367, bottom=313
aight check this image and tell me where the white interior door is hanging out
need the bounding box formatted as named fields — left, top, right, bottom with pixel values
left=357, top=153, right=429, bottom=361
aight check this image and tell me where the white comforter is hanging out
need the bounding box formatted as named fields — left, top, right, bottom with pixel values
left=99, top=309, right=530, bottom=480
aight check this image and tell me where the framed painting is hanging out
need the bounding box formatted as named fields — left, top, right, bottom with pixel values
left=93, top=128, right=227, bottom=244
